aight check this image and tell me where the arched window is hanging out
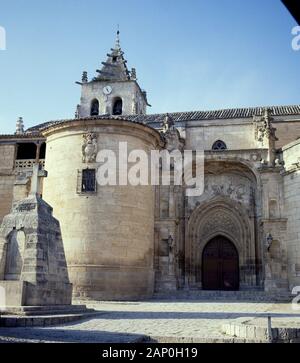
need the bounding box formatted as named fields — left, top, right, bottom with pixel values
left=112, top=98, right=123, bottom=115
left=90, top=99, right=99, bottom=116
left=212, top=140, right=227, bottom=151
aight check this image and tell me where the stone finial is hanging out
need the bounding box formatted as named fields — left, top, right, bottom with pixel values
left=15, top=117, right=24, bottom=135
left=82, top=71, right=88, bottom=83
left=30, top=163, right=47, bottom=196
left=75, top=104, right=80, bottom=119
left=163, top=113, right=175, bottom=131
left=131, top=68, right=137, bottom=80
left=115, top=29, right=121, bottom=50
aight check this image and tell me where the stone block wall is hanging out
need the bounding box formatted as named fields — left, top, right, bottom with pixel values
left=275, top=120, right=300, bottom=149
left=79, top=80, right=146, bottom=117
left=283, top=139, right=300, bottom=289
left=0, top=144, right=15, bottom=224
left=42, top=119, right=161, bottom=300
left=185, top=120, right=256, bottom=151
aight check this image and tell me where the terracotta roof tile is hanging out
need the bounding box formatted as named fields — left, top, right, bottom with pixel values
left=19, top=104, right=300, bottom=134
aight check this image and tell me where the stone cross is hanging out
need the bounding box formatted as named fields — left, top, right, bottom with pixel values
left=30, top=163, right=48, bottom=196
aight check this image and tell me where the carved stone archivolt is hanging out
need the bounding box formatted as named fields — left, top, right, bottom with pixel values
left=199, top=209, right=241, bottom=243
left=186, top=196, right=256, bottom=288
left=82, top=133, right=98, bottom=163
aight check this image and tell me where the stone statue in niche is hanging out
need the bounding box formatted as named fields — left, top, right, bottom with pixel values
left=82, top=133, right=97, bottom=163
left=131, top=68, right=137, bottom=80
left=167, top=234, right=175, bottom=275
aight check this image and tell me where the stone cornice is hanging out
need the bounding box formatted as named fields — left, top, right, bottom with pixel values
left=280, top=165, right=300, bottom=176
left=0, top=134, right=44, bottom=143
left=42, top=118, right=163, bottom=149
left=258, top=165, right=283, bottom=174
left=261, top=218, right=288, bottom=224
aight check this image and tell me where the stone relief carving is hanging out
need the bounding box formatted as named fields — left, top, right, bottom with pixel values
left=199, top=211, right=239, bottom=241
left=253, top=108, right=277, bottom=142
left=253, top=108, right=278, bottom=166
left=203, top=175, right=253, bottom=207
left=82, top=133, right=97, bottom=163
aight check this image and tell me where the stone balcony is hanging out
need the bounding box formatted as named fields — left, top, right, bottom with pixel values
left=15, top=159, right=45, bottom=171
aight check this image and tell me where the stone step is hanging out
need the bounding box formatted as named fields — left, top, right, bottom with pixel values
left=153, top=290, right=293, bottom=302
left=222, top=318, right=300, bottom=342
left=1, top=304, right=89, bottom=316
left=0, top=310, right=101, bottom=328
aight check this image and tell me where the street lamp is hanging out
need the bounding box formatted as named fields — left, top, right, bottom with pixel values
left=266, top=233, right=273, bottom=252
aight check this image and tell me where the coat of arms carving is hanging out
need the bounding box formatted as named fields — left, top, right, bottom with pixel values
left=82, top=133, right=97, bottom=163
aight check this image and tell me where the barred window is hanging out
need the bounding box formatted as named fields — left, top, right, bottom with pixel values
left=212, top=140, right=227, bottom=151
left=81, top=169, right=96, bottom=192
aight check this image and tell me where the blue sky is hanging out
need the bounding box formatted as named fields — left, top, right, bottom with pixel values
left=0, top=0, right=299, bottom=134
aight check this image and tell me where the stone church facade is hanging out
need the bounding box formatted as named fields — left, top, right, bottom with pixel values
left=0, top=32, right=300, bottom=300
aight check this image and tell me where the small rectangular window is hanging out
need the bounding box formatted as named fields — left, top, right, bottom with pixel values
left=81, top=169, right=96, bottom=192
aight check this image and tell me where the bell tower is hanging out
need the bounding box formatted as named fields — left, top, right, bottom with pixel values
left=76, top=31, right=150, bottom=118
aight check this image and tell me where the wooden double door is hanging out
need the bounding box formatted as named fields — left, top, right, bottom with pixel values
left=202, top=236, right=239, bottom=291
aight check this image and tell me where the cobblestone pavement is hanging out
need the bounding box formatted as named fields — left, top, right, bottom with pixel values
left=0, top=300, right=300, bottom=343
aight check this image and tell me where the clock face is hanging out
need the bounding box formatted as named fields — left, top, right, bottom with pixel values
left=103, top=85, right=112, bottom=95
